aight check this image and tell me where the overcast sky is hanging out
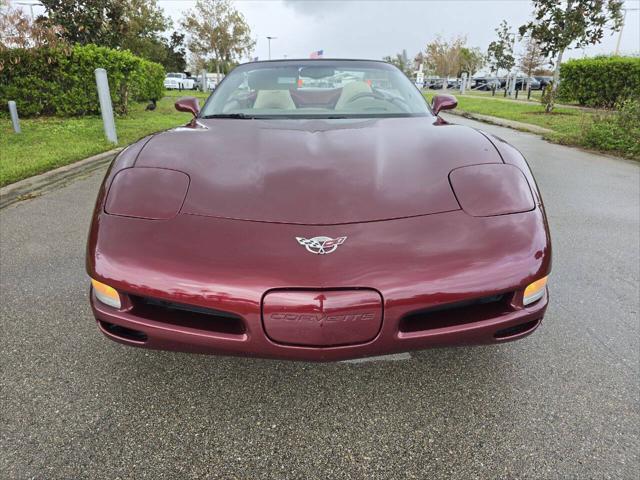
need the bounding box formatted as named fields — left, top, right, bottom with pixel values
left=165, top=0, right=640, bottom=62
left=21, top=0, right=640, bottom=63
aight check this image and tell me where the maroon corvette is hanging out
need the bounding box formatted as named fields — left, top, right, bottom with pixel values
left=87, top=59, right=551, bottom=361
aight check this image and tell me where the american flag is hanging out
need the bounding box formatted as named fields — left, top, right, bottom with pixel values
left=310, top=49, right=324, bottom=59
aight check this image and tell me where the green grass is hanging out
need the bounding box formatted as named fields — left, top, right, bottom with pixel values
left=426, top=91, right=640, bottom=159
left=0, top=90, right=210, bottom=187
left=424, top=91, right=601, bottom=152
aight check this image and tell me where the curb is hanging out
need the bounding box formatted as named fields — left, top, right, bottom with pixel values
left=444, top=109, right=553, bottom=135
left=0, top=148, right=122, bottom=210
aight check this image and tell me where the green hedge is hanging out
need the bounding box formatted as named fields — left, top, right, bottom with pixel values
left=558, top=56, right=640, bottom=108
left=0, top=44, right=164, bottom=117
left=582, top=98, right=640, bottom=159
left=130, top=59, right=165, bottom=104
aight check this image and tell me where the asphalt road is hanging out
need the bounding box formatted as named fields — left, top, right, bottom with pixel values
left=1, top=116, right=638, bottom=479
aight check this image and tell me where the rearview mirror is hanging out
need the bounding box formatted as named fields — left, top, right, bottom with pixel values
left=431, top=94, right=457, bottom=115
left=175, top=96, right=200, bottom=117
left=299, top=66, right=336, bottom=79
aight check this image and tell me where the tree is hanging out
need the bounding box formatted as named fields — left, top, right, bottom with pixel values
left=383, top=50, right=413, bottom=77
left=181, top=0, right=255, bottom=76
left=458, top=47, right=485, bottom=77
left=519, top=35, right=547, bottom=77
left=164, top=31, right=187, bottom=72
left=487, top=20, right=515, bottom=75
left=39, top=0, right=126, bottom=47
left=533, top=67, right=553, bottom=76
left=424, top=35, right=465, bottom=79
left=519, top=0, right=624, bottom=112
left=39, top=0, right=170, bottom=52
left=189, top=54, right=237, bottom=75
left=119, top=0, right=172, bottom=59
left=38, top=0, right=188, bottom=70
left=0, top=0, right=64, bottom=49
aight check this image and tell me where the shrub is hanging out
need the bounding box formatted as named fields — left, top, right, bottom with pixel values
left=558, top=56, right=640, bottom=108
left=582, top=98, right=640, bottom=159
left=130, top=59, right=165, bottom=103
left=0, top=44, right=165, bottom=117
left=540, top=83, right=554, bottom=108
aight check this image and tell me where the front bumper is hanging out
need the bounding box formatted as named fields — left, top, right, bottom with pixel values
left=90, top=286, right=548, bottom=362
left=87, top=201, right=551, bottom=362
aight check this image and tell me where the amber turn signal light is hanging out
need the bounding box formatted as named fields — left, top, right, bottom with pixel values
left=523, top=276, right=548, bottom=306
left=91, top=278, right=121, bottom=309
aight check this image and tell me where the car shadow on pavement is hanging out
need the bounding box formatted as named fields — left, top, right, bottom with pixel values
left=94, top=338, right=532, bottom=413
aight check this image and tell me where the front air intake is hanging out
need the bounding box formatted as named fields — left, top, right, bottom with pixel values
left=130, top=296, right=246, bottom=335
left=399, top=293, right=513, bottom=333
left=494, top=319, right=540, bottom=339
left=99, top=321, right=148, bottom=343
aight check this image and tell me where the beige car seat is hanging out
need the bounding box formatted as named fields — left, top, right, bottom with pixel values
left=335, top=81, right=373, bottom=109
left=254, top=90, right=296, bottom=110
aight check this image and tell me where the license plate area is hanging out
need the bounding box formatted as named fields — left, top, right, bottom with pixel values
left=262, top=289, right=383, bottom=347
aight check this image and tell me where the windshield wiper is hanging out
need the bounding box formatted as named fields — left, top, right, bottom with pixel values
left=201, top=113, right=254, bottom=119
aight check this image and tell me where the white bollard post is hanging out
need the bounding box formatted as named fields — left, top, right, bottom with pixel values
left=201, top=70, right=207, bottom=92
left=94, top=68, right=118, bottom=144
left=509, top=74, right=516, bottom=97
left=8, top=101, right=21, bottom=133
left=460, top=73, right=467, bottom=94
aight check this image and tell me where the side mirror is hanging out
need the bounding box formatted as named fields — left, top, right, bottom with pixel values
left=431, top=94, right=457, bottom=115
left=175, top=96, right=200, bottom=117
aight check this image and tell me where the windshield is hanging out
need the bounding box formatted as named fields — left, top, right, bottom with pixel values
left=200, top=60, right=431, bottom=119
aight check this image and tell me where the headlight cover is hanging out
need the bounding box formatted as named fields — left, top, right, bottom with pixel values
left=105, top=167, right=189, bottom=220
left=449, top=164, right=535, bottom=217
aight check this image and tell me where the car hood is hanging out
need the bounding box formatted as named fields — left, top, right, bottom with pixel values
left=136, top=117, right=502, bottom=225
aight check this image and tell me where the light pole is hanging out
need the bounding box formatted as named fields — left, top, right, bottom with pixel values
left=266, top=36, right=277, bottom=60
left=615, top=8, right=639, bottom=56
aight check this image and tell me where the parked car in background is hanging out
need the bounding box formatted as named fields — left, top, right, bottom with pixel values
left=164, top=73, right=196, bottom=90
left=534, top=76, right=553, bottom=89
left=515, top=77, right=541, bottom=90
left=473, top=77, right=501, bottom=91
left=427, top=77, right=445, bottom=89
